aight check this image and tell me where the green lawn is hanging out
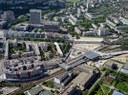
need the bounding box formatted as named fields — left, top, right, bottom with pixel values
left=67, top=0, right=80, bottom=3
left=111, top=80, right=117, bottom=86
left=42, top=81, right=54, bottom=88
left=115, top=82, right=128, bottom=92
left=95, top=87, right=104, bottom=95
left=101, top=84, right=110, bottom=94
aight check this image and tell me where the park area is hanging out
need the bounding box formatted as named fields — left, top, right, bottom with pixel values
left=115, top=82, right=128, bottom=92
left=88, top=69, right=128, bottom=95
left=95, top=84, right=111, bottom=95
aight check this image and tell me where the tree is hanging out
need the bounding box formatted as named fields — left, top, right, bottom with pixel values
left=82, top=90, right=88, bottom=95
left=121, top=38, right=128, bottom=50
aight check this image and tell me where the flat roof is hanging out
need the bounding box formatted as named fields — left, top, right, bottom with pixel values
left=30, top=9, right=42, bottom=13
left=39, top=90, right=54, bottom=95
left=28, top=86, right=43, bottom=95
left=44, top=21, right=59, bottom=26
left=74, top=37, right=104, bottom=42
left=72, top=72, right=93, bottom=87
left=62, top=86, right=76, bottom=95
left=84, top=51, right=100, bottom=60
left=112, top=90, right=124, bottom=95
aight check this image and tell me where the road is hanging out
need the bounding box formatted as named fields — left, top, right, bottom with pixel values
left=9, top=69, right=66, bottom=95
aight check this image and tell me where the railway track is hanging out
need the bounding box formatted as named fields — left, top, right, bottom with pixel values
left=9, top=69, right=66, bottom=95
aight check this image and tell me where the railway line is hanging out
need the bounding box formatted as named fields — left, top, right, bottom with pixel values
left=9, top=69, right=66, bottom=95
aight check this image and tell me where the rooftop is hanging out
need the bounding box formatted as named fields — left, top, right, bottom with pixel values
left=30, top=9, right=42, bottom=13
left=74, top=37, right=104, bottom=42
left=112, top=90, right=124, bottom=95
left=28, top=86, right=43, bottom=95
left=44, top=21, right=59, bottom=26
left=72, top=72, right=93, bottom=88
left=84, top=51, right=100, bottom=60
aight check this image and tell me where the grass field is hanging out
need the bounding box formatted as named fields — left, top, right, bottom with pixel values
left=95, top=87, right=104, bottom=95
left=115, top=82, right=128, bottom=92
left=95, top=84, right=110, bottom=95
left=66, top=0, right=80, bottom=3
left=101, top=84, right=110, bottom=94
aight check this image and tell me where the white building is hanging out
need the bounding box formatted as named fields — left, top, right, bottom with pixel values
left=74, top=27, right=82, bottom=34
left=54, top=42, right=63, bottom=57
left=69, top=14, right=78, bottom=25
left=77, top=8, right=81, bottom=18
left=85, top=13, right=103, bottom=20
left=4, top=40, right=9, bottom=59
left=119, top=16, right=128, bottom=25
left=54, top=73, right=68, bottom=84
left=16, top=24, right=29, bottom=31
left=97, top=27, right=110, bottom=36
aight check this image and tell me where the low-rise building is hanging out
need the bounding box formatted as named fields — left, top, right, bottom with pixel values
left=71, top=72, right=95, bottom=90
left=112, top=90, right=124, bottom=95
left=106, top=19, right=116, bottom=27
left=85, top=13, right=103, bottom=20
left=74, top=37, right=104, bottom=44
left=11, top=53, right=20, bottom=59
left=22, top=51, right=35, bottom=57
left=25, top=86, right=43, bottom=95
left=69, top=14, right=78, bottom=25
left=61, top=86, right=77, bottom=95
left=119, top=16, right=128, bottom=25
left=62, top=71, right=96, bottom=95
left=16, top=24, right=29, bottom=31
left=25, top=85, right=54, bottom=95
left=39, top=42, right=48, bottom=52
left=120, top=63, right=128, bottom=74
left=104, top=60, right=118, bottom=69
left=44, top=21, right=60, bottom=32
left=2, top=30, right=46, bottom=38
left=4, top=59, right=44, bottom=81
left=84, top=50, right=100, bottom=60
left=74, top=27, right=82, bottom=34
left=97, top=27, right=110, bottom=36
left=82, top=31, right=95, bottom=36
left=54, top=73, right=69, bottom=84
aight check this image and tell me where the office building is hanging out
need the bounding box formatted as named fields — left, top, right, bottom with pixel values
left=30, top=9, right=42, bottom=24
